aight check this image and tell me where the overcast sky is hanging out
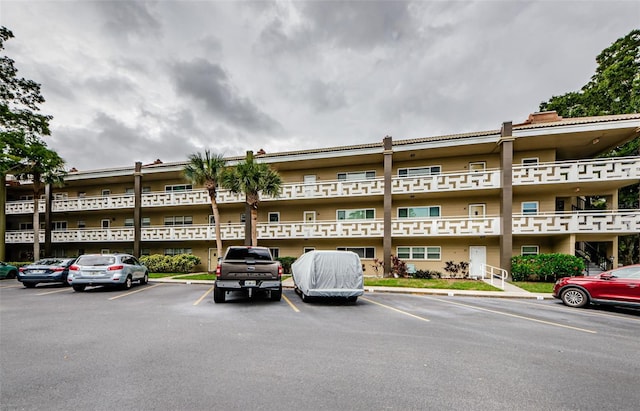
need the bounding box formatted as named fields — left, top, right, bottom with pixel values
left=2, top=0, right=639, bottom=171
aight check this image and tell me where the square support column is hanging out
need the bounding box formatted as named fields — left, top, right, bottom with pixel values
left=499, top=122, right=514, bottom=279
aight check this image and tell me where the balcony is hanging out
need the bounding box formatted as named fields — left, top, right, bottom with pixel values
left=513, top=210, right=640, bottom=234
left=6, top=157, right=639, bottom=215
left=513, top=156, right=640, bottom=186
left=6, top=210, right=638, bottom=244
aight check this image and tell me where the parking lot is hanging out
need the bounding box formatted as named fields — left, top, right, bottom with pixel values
left=1, top=280, right=639, bottom=411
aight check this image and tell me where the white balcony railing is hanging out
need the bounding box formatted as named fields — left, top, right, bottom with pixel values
left=513, top=210, right=640, bottom=234
left=6, top=157, right=639, bottom=215
left=513, top=156, right=640, bottom=185
left=6, top=211, right=640, bottom=244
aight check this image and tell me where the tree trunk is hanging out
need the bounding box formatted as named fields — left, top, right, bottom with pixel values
left=0, top=173, right=6, bottom=261
left=210, top=197, right=223, bottom=262
left=250, top=206, right=258, bottom=246
left=32, top=177, right=41, bottom=261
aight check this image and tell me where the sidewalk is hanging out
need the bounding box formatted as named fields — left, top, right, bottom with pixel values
left=150, top=276, right=553, bottom=300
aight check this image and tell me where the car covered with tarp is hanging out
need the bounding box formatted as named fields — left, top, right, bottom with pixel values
left=292, top=250, right=364, bottom=302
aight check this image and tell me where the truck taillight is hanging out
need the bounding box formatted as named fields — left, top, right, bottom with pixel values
left=278, top=265, right=283, bottom=277
left=215, top=265, right=221, bottom=277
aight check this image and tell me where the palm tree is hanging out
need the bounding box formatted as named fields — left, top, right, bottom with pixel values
left=221, top=151, right=282, bottom=246
left=184, top=150, right=227, bottom=260
left=13, top=139, right=65, bottom=260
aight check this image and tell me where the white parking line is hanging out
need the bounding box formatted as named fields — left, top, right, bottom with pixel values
left=361, top=296, right=430, bottom=322
left=36, top=288, right=72, bottom=296
left=108, top=284, right=163, bottom=300
left=427, top=296, right=596, bottom=334
left=511, top=299, right=640, bottom=322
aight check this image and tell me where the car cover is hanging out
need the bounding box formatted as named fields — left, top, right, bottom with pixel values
left=292, top=250, right=364, bottom=297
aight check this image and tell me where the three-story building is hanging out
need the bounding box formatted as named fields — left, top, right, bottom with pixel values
left=4, top=112, right=640, bottom=276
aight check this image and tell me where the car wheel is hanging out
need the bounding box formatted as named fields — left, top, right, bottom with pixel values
left=123, top=276, right=133, bottom=290
left=8, top=270, right=18, bottom=279
left=213, top=286, right=226, bottom=303
left=140, top=273, right=148, bottom=285
left=24, top=282, right=37, bottom=288
left=72, top=285, right=85, bottom=292
left=561, top=288, right=589, bottom=308
left=270, top=287, right=282, bottom=302
left=301, top=292, right=309, bottom=303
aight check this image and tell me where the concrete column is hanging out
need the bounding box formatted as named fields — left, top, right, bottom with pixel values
left=245, top=151, right=253, bottom=246
left=499, top=122, right=514, bottom=279
left=133, top=162, right=142, bottom=258
left=383, top=136, right=393, bottom=277
left=44, top=183, right=52, bottom=256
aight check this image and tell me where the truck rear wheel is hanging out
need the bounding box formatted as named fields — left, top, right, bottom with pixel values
left=213, top=286, right=226, bottom=303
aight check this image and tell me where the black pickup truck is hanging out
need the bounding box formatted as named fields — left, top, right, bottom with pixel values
left=214, top=246, right=282, bottom=303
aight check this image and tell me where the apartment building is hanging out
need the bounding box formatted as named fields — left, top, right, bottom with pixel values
left=4, top=112, right=640, bottom=276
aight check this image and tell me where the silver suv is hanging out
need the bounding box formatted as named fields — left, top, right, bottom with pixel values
left=68, top=253, right=148, bottom=292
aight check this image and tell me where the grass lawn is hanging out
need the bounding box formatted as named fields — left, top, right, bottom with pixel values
left=149, top=273, right=183, bottom=279
left=512, top=281, right=555, bottom=293
left=364, top=278, right=502, bottom=291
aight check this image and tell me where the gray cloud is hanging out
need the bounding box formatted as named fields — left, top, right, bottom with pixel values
left=171, top=58, right=282, bottom=133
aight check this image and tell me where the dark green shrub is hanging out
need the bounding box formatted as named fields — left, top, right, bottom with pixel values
left=511, top=253, right=585, bottom=282
left=412, top=270, right=442, bottom=279
left=276, top=257, right=297, bottom=274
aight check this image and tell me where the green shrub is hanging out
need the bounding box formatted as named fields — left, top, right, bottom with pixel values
left=276, top=257, right=297, bottom=274
left=411, top=269, right=443, bottom=279
left=140, top=254, right=201, bottom=273
left=511, top=253, right=585, bottom=282
left=6, top=261, right=32, bottom=268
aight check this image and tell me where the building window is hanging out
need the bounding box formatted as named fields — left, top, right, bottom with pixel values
left=522, top=202, right=539, bottom=215
left=125, top=188, right=134, bottom=195
left=164, top=248, right=192, bottom=256
left=164, top=216, right=193, bottom=226
left=208, top=215, right=216, bottom=225
left=269, top=248, right=280, bottom=258
left=522, top=158, right=539, bottom=165
left=77, top=221, right=86, bottom=229
left=165, top=184, right=193, bottom=192
left=52, top=221, right=67, bottom=231
left=101, top=219, right=110, bottom=229
left=303, top=247, right=315, bottom=253
left=337, top=171, right=375, bottom=181
left=240, top=213, right=246, bottom=223
left=78, top=192, right=86, bottom=198
left=397, top=246, right=440, bottom=260
left=19, top=222, right=34, bottom=230
left=398, top=166, right=441, bottom=177
left=522, top=246, right=539, bottom=256
left=125, top=218, right=134, bottom=227
left=469, top=162, right=486, bottom=172
left=125, top=218, right=149, bottom=227
left=52, top=192, right=68, bottom=200
left=101, top=189, right=110, bottom=196
left=101, top=249, right=110, bottom=254
left=337, top=209, right=375, bottom=220
left=397, top=206, right=440, bottom=218
left=19, top=195, right=34, bottom=200
left=337, top=247, right=375, bottom=259
left=268, top=212, right=280, bottom=223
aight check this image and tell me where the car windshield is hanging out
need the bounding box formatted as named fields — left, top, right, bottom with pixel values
left=610, top=266, right=640, bottom=279
left=76, top=256, right=116, bottom=266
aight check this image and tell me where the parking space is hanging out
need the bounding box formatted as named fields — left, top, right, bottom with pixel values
left=1, top=280, right=639, bottom=410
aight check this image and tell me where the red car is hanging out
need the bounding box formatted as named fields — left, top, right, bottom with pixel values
left=553, top=265, right=640, bottom=308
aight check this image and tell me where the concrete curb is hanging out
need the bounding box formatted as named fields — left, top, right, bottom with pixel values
left=149, top=278, right=555, bottom=300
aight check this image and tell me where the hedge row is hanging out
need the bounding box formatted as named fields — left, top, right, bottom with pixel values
left=511, top=253, right=585, bottom=282
left=139, top=254, right=201, bottom=273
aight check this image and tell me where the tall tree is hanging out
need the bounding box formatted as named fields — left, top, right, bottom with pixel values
left=1, top=26, right=54, bottom=260
left=13, top=139, right=65, bottom=260
left=539, top=29, right=640, bottom=264
left=184, top=150, right=226, bottom=261
left=221, top=151, right=282, bottom=246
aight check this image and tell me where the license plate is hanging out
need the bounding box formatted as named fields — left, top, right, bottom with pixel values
left=30, top=270, right=45, bottom=274
left=245, top=280, right=256, bottom=286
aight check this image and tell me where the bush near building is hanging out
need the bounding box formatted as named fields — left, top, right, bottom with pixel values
left=140, top=254, right=201, bottom=274
left=276, top=257, right=297, bottom=274
left=511, top=254, right=585, bottom=282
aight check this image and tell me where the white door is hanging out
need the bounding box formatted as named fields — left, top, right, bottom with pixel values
left=303, top=175, right=316, bottom=195
left=469, top=246, right=486, bottom=279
